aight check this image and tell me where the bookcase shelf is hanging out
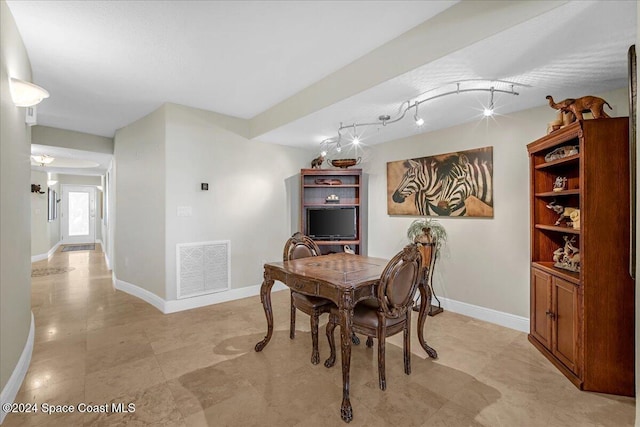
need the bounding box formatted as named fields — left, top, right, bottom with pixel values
left=300, top=168, right=362, bottom=255
left=527, top=118, right=633, bottom=397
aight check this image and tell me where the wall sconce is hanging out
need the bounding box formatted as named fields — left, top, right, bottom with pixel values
left=10, top=77, right=49, bottom=107
left=31, top=155, right=55, bottom=166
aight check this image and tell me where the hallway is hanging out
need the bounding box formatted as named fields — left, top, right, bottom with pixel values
left=3, top=246, right=635, bottom=426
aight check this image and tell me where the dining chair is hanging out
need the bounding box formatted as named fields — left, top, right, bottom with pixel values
left=284, top=232, right=334, bottom=365
left=324, top=243, right=422, bottom=390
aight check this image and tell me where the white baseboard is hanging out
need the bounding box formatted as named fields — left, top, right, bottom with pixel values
left=0, top=312, right=35, bottom=424
left=113, top=276, right=286, bottom=314
left=111, top=276, right=528, bottom=332
left=31, top=241, right=61, bottom=263
left=164, top=282, right=287, bottom=314
left=114, top=278, right=166, bottom=313
left=438, top=296, right=529, bottom=333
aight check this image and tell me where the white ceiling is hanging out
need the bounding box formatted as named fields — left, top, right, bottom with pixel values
left=31, top=144, right=111, bottom=176
left=5, top=0, right=638, bottom=159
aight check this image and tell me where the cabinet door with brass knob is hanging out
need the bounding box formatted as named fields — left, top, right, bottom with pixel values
left=530, top=268, right=552, bottom=349
left=551, top=277, right=579, bottom=374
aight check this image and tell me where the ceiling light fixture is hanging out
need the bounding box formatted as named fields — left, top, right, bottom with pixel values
left=31, top=155, right=55, bottom=166
left=483, top=87, right=496, bottom=117
left=9, top=77, right=49, bottom=107
left=320, top=80, right=519, bottom=156
left=352, top=124, right=360, bottom=144
left=414, top=102, right=424, bottom=126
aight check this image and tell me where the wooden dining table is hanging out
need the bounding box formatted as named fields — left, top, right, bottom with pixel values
left=254, top=252, right=438, bottom=423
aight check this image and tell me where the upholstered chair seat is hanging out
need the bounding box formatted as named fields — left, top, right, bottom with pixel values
left=324, top=244, right=422, bottom=390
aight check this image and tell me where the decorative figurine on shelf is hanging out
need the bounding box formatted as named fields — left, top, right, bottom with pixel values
left=310, top=154, right=324, bottom=169
left=554, top=235, right=580, bottom=273
left=553, top=176, right=568, bottom=192
left=547, top=110, right=577, bottom=134
left=569, top=209, right=580, bottom=230
left=325, top=194, right=340, bottom=203
left=544, top=145, right=579, bottom=162
left=343, top=245, right=355, bottom=254
left=546, top=200, right=579, bottom=227
left=546, top=95, right=612, bottom=121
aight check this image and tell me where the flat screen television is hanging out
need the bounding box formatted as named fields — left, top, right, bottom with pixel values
left=306, top=207, right=357, bottom=240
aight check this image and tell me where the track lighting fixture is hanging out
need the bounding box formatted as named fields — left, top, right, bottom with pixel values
left=483, top=87, right=496, bottom=117
left=414, top=102, right=424, bottom=126
left=352, top=124, right=360, bottom=144
left=320, top=80, right=520, bottom=158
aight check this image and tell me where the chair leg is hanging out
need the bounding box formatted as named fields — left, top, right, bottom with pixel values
left=378, top=323, right=387, bottom=391
left=403, top=322, right=411, bottom=376
left=324, top=314, right=337, bottom=368
left=366, top=337, right=374, bottom=348
left=310, top=312, right=320, bottom=365
left=290, top=292, right=296, bottom=340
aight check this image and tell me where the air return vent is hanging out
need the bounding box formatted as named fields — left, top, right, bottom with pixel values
left=177, top=240, right=230, bottom=299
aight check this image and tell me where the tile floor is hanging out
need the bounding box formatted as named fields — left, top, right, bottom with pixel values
left=3, top=245, right=635, bottom=426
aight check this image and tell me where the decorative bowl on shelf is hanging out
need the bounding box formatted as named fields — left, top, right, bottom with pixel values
left=330, top=158, right=361, bottom=168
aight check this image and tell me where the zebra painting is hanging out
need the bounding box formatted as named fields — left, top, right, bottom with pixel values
left=387, top=146, right=493, bottom=217
left=436, top=154, right=493, bottom=216
left=390, top=158, right=447, bottom=216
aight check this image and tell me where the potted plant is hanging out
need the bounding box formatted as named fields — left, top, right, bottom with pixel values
left=406, top=218, right=447, bottom=255
left=406, top=218, right=447, bottom=316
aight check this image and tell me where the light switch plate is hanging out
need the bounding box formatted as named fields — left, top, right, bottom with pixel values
left=177, top=206, right=192, bottom=217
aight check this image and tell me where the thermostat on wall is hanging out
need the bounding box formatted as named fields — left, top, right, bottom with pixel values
left=201, top=183, right=208, bottom=191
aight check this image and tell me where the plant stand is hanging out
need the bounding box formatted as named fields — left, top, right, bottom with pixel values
left=412, top=242, right=443, bottom=316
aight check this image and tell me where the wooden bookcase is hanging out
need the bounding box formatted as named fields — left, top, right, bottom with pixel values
left=527, top=118, right=634, bottom=396
left=300, top=168, right=362, bottom=254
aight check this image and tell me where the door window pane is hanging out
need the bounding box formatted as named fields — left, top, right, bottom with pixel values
left=68, top=191, right=89, bottom=236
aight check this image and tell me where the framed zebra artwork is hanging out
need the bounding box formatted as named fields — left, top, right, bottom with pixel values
left=387, top=146, right=493, bottom=217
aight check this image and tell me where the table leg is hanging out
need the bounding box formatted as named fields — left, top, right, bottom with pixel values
left=417, top=284, right=438, bottom=359
left=339, top=300, right=354, bottom=423
left=254, top=273, right=275, bottom=352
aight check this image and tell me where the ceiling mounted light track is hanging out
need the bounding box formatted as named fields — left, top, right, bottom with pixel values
left=320, top=80, right=521, bottom=157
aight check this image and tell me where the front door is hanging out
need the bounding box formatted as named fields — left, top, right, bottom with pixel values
left=62, top=185, right=96, bottom=245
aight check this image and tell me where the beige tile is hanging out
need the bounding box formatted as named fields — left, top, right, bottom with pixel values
left=14, top=246, right=635, bottom=427
left=167, top=365, right=255, bottom=418
left=85, top=340, right=155, bottom=374
left=3, top=378, right=85, bottom=427
left=85, top=356, right=166, bottom=403
left=21, top=351, right=86, bottom=392
left=83, top=383, right=184, bottom=427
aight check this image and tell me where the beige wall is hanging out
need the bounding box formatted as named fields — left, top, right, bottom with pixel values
left=30, top=170, right=60, bottom=257
left=113, top=106, right=167, bottom=298
left=164, top=103, right=313, bottom=300
left=32, top=125, right=113, bottom=154
left=0, top=0, right=33, bottom=393
left=114, top=102, right=314, bottom=302
left=30, top=173, right=105, bottom=258
left=364, top=87, right=629, bottom=318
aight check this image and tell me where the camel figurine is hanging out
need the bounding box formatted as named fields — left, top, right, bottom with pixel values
left=546, top=95, right=612, bottom=121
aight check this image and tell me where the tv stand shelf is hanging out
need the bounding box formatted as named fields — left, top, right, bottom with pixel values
left=300, top=168, right=362, bottom=255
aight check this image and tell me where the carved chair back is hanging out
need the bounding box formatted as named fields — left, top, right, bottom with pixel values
left=283, top=232, right=321, bottom=262
left=376, top=244, right=422, bottom=319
